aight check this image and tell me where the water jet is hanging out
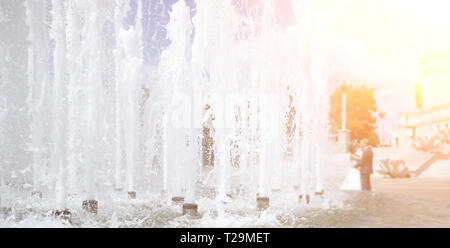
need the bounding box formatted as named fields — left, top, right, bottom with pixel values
left=31, top=191, right=42, bottom=199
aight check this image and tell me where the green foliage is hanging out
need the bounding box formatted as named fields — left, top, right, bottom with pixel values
left=329, top=81, right=380, bottom=147
left=378, top=159, right=410, bottom=178
left=414, top=135, right=441, bottom=152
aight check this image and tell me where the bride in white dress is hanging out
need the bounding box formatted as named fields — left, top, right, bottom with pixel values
left=340, top=142, right=362, bottom=191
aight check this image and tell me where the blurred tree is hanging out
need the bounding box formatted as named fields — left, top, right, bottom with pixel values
left=329, top=80, right=380, bottom=147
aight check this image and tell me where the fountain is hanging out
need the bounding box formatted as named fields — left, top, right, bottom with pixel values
left=0, top=0, right=330, bottom=225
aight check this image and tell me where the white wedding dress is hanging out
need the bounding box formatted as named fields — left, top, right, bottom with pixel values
left=340, top=150, right=362, bottom=191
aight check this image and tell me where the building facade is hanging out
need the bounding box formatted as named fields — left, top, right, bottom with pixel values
left=392, top=50, right=450, bottom=147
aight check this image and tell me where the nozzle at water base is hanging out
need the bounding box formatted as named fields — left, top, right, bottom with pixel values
left=82, top=200, right=98, bottom=214
left=256, top=196, right=270, bottom=211
left=315, top=190, right=324, bottom=196
left=114, top=188, right=123, bottom=192
left=53, top=209, right=72, bottom=224
left=128, top=191, right=136, bottom=199
left=31, top=191, right=42, bottom=199
left=172, top=196, right=184, bottom=204
left=299, top=194, right=311, bottom=204
left=182, top=203, right=198, bottom=216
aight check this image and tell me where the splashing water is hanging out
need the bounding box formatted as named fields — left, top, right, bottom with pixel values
left=0, top=0, right=345, bottom=227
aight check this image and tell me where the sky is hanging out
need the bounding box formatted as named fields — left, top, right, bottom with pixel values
left=311, top=0, right=450, bottom=141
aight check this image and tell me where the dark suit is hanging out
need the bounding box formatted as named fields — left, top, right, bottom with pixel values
left=355, top=146, right=374, bottom=191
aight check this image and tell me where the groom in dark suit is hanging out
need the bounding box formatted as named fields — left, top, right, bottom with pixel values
left=354, top=139, right=374, bottom=191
